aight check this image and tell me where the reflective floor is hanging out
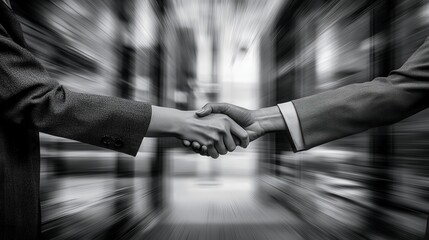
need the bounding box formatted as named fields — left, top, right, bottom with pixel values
left=39, top=147, right=429, bottom=240
left=41, top=174, right=307, bottom=240
left=41, top=174, right=157, bottom=239
left=142, top=177, right=303, bottom=240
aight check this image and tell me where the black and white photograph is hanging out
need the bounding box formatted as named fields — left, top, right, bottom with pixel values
left=1, top=0, right=429, bottom=239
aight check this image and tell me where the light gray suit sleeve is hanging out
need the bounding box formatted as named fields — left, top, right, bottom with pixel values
left=292, top=37, right=429, bottom=150
left=0, top=24, right=151, bottom=156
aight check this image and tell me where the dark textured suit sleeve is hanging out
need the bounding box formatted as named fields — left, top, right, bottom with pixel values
left=0, top=25, right=152, bottom=156
left=292, top=37, right=429, bottom=150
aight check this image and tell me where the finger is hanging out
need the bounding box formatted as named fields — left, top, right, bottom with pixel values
left=214, top=135, right=228, bottom=155
left=192, top=141, right=202, bottom=153
left=192, top=141, right=202, bottom=149
left=183, top=140, right=191, bottom=147
left=224, top=132, right=236, bottom=152
left=200, top=145, right=208, bottom=156
left=233, top=136, right=240, bottom=146
left=207, top=145, right=219, bottom=159
left=229, top=120, right=250, bottom=148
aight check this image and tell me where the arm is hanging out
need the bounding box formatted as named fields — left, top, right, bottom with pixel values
left=292, top=37, right=429, bottom=150
left=196, top=104, right=286, bottom=140
left=194, top=37, right=429, bottom=152
left=0, top=25, right=150, bottom=156
left=187, top=104, right=295, bottom=155
left=148, top=106, right=249, bottom=158
left=0, top=24, right=248, bottom=158
left=189, top=103, right=304, bottom=154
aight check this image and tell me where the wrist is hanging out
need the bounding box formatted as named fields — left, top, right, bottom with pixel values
left=252, top=106, right=286, bottom=133
left=147, top=106, right=193, bottom=137
left=172, top=110, right=196, bottom=139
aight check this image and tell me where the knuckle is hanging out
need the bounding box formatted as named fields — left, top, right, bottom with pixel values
left=212, top=125, right=221, bottom=132
left=211, top=133, right=222, bottom=141
left=206, top=134, right=216, bottom=142
left=217, top=127, right=227, bottom=134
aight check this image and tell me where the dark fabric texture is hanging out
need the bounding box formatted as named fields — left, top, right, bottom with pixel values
left=0, top=2, right=152, bottom=239
left=292, top=37, right=429, bottom=150
left=1, top=0, right=10, bottom=9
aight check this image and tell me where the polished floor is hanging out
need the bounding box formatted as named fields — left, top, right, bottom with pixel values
left=142, top=177, right=304, bottom=240
left=40, top=173, right=311, bottom=240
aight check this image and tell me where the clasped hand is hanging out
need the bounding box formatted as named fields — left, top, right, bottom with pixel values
left=148, top=104, right=282, bottom=158
left=182, top=103, right=267, bottom=158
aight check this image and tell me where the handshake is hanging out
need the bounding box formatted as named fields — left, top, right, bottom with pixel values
left=147, top=103, right=286, bottom=158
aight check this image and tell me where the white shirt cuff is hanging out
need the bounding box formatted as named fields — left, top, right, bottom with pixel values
left=277, top=102, right=305, bottom=151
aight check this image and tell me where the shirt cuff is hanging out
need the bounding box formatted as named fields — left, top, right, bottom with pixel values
left=277, top=102, right=305, bottom=151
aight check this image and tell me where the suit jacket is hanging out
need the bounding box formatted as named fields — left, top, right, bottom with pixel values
left=292, top=37, right=429, bottom=150
left=0, top=2, right=151, bottom=239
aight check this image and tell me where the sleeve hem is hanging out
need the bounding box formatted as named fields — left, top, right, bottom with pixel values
left=277, top=102, right=305, bottom=151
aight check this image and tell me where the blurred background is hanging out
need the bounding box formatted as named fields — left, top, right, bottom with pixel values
left=9, top=0, right=429, bottom=239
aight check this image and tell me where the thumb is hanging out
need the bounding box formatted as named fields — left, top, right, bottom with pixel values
left=196, top=106, right=212, bottom=117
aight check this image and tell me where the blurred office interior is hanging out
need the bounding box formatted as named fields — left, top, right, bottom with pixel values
left=8, top=0, right=429, bottom=239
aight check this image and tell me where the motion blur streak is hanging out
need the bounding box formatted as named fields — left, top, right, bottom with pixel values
left=9, top=0, right=429, bottom=239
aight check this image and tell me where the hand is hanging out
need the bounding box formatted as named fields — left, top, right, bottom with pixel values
left=183, top=103, right=287, bottom=155
left=197, top=103, right=266, bottom=141
left=146, top=106, right=249, bottom=158
left=176, top=111, right=249, bottom=158
left=182, top=103, right=264, bottom=156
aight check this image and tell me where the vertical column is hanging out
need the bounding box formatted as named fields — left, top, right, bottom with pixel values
left=115, top=0, right=136, bottom=99
left=150, top=0, right=167, bottom=210
left=273, top=1, right=298, bottom=177
left=103, top=1, right=137, bottom=236
left=208, top=0, right=219, bottom=103
left=368, top=0, right=395, bottom=236
left=114, top=0, right=136, bottom=177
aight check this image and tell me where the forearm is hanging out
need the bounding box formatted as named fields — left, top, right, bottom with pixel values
left=0, top=24, right=153, bottom=156
left=13, top=87, right=152, bottom=156
left=292, top=77, right=423, bottom=150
